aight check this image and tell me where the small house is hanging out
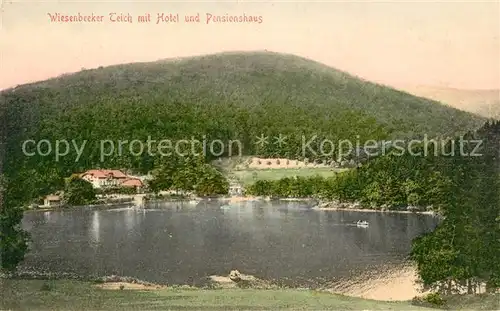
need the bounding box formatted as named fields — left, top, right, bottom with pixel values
left=43, top=195, right=61, bottom=207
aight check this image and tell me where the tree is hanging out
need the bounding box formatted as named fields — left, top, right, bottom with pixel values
left=170, top=157, right=201, bottom=193
left=148, top=165, right=175, bottom=194
left=410, top=224, right=462, bottom=294
left=0, top=176, right=30, bottom=273
left=63, top=176, right=96, bottom=206
left=411, top=123, right=500, bottom=294
left=194, top=165, right=229, bottom=197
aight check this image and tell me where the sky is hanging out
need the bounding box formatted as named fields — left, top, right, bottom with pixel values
left=1, top=0, right=499, bottom=90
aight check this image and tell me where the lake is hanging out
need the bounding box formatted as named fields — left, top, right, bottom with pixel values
left=21, top=200, right=439, bottom=288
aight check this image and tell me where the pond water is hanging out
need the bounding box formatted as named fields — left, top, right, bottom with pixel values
left=21, top=200, right=439, bottom=287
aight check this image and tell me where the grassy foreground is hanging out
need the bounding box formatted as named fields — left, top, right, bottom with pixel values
left=1, top=280, right=498, bottom=311
left=0, top=279, right=430, bottom=311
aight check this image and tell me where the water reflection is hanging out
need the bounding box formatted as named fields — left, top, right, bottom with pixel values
left=43, top=211, right=51, bottom=223
left=90, top=211, right=100, bottom=245
left=21, top=202, right=439, bottom=287
left=123, top=209, right=135, bottom=232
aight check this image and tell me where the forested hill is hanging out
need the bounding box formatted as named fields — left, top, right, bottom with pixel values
left=1, top=52, right=485, bottom=173
left=3, top=51, right=484, bottom=138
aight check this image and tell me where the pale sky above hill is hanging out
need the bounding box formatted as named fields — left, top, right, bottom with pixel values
left=1, top=1, right=499, bottom=90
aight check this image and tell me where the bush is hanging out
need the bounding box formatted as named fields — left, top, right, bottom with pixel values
left=412, top=293, right=446, bottom=309
left=236, top=279, right=252, bottom=288
left=424, top=293, right=446, bottom=306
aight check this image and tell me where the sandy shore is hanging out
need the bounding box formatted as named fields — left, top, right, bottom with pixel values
left=328, top=265, right=427, bottom=301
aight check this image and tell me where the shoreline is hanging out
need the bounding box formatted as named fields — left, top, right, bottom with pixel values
left=25, top=195, right=439, bottom=216
left=25, top=196, right=231, bottom=213
left=228, top=196, right=438, bottom=215
left=24, top=201, right=135, bottom=213
left=312, top=206, right=437, bottom=215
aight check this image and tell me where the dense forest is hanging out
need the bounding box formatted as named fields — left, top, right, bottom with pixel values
left=0, top=52, right=493, bottom=277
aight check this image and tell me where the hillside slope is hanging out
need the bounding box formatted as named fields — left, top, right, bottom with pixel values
left=396, top=85, right=500, bottom=119
left=1, top=51, right=485, bottom=177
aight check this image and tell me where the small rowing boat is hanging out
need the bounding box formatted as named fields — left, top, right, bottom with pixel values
left=356, top=220, right=369, bottom=227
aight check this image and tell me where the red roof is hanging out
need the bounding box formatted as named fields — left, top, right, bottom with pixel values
left=102, top=170, right=127, bottom=178
left=120, top=178, right=143, bottom=187
left=81, top=169, right=128, bottom=179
